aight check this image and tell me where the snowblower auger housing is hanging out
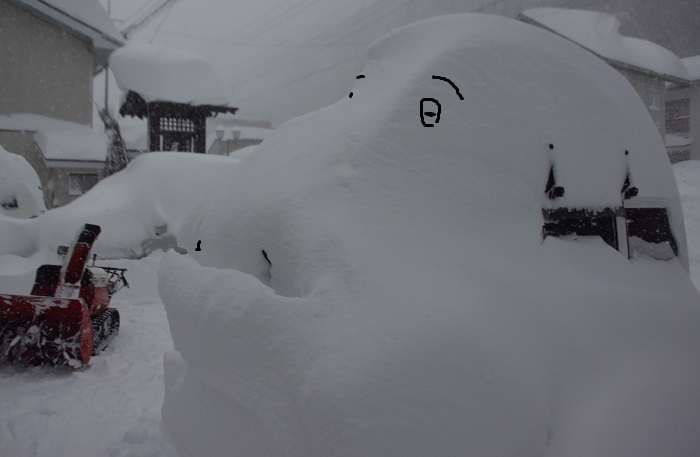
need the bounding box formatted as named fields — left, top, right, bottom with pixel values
left=0, top=224, right=126, bottom=367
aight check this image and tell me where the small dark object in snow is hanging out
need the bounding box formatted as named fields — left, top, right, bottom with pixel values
left=262, top=249, right=272, bottom=266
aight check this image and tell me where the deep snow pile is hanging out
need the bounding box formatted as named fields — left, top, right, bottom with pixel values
left=110, top=44, right=235, bottom=106
left=674, top=160, right=700, bottom=286
left=0, top=145, right=45, bottom=219
left=0, top=152, right=241, bottom=259
left=37, top=152, right=239, bottom=258
left=158, top=13, right=700, bottom=457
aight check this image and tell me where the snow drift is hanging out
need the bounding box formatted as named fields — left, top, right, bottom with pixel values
left=0, top=145, right=45, bottom=219
left=158, top=14, right=700, bottom=457
left=0, top=152, right=241, bottom=259
left=36, top=152, right=239, bottom=258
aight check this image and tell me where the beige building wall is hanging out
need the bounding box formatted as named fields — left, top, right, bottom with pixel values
left=0, top=2, right=93, bottom=125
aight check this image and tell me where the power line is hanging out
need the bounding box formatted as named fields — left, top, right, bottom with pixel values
left=205, top=0, right=320, bottom=58
left=228, top=0, right=419, bottom=87
left=235, top=52, right=365, bottom=103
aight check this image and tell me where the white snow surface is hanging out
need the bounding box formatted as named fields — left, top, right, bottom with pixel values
left=521, top=8, right=690, bottom=80
left=0, top=113, right=107, bottom=162
left=0, top=145, right=46, bottom=219
left=0, top=151, right=239, bottom=259
left=0, top=252, right=179, bottom=457
left=110, top=44, right=235, bottom=106
left=156, top=14, right=700, bottom=457
left=37, top=152, right=239, bottom=258
left=683, top=55, right=700, bottom=81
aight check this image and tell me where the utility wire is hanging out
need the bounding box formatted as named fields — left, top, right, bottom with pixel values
left=228, top=0, right=418, bottom=86
left=206, top=0, right=320, bottom=58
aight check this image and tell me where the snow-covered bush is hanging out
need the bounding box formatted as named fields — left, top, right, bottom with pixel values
left=157, top=14, right=700, bottom=457
left=0, top=145, right=45, bottom=219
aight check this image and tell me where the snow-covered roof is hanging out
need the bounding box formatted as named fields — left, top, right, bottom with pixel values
left=11, top=0, right=123, bottom=70
left=683, top=56, right=700, bottom=81
left=666, top=134, right=693, bottom=148
left=205, top=126, right=274, bottom=152
left=110, top=44, right=235, bottom=106
left=0, top=113, right=107, bottom=164
left=520, top=8, right=690, bottom=81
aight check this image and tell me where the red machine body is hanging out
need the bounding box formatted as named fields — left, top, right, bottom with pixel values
left=0, top=224, right=127, bottom=367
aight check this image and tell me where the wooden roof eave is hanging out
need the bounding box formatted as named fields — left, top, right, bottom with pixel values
left=119, top=91, right=238, bottom=119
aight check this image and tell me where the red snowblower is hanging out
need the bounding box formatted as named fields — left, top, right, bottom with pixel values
left=0, top=223, right=127, bottom=367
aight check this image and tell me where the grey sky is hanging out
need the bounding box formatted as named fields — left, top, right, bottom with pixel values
left=100, top=0, right=700, bottom=126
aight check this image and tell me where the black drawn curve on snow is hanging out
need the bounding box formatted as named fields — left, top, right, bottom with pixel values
left=432, top=75, right=464, bottom=100
left=348, top=74, right=365, bottom=98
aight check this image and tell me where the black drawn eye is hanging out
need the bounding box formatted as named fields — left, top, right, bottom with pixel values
left=349, top=74, right=365, bottom=98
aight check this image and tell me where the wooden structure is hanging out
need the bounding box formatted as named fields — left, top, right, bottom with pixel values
left=119, top=91, right=238, bottom=153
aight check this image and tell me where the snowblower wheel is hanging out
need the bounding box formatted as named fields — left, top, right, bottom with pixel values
left=91, top=308, right=120, bottom=355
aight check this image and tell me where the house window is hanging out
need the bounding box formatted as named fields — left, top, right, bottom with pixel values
left=160, top=117, right=195, bottom=133
left=666, top=99, right=690, bottom=136
left=648, top=88, right=660, bottom=111
left=68, top=173, right=98, bottom=196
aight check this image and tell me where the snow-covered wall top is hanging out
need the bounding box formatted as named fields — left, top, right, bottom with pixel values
left=0, top=113, right=106, bottom=162
left=683, top=56, right=700, bottom=81
left=110, top=44, right=235, bottom=106
left=158, top=13, right=699, bottom=457
left=521, top=8, right=690, bottom=80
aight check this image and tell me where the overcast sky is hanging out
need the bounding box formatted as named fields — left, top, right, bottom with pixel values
left=98, top=0, right=700, bottom=126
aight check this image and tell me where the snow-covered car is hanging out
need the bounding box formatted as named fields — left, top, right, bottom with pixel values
left=158, top=13, right=700, bottom=457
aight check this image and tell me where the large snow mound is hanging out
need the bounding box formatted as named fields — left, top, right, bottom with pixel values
left=110, top=44, right=235, bottom=106
left=0, top=152, right=240, bottom=259
left=521, top=8, right=690, bottom=80
left=158, top=14, right=700, bottom=457
left=0, top=145, right=45, bottom=219
left=37, top=152, right=239, bottom=258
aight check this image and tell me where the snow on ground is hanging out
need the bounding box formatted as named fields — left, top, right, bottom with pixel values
left=158, top=13, right=700, bottom=457
left=0, top=252, right=180, bottom=457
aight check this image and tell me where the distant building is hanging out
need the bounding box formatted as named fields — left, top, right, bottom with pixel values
left=666, top=56, right=700, bottom=160
left=518, top=8, right=691, bottom=162
left=0, top=0, right=123, bottom=208
left=206, top=116, right=274, bottom=155
left=110, top=44, right=237, bottom=154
